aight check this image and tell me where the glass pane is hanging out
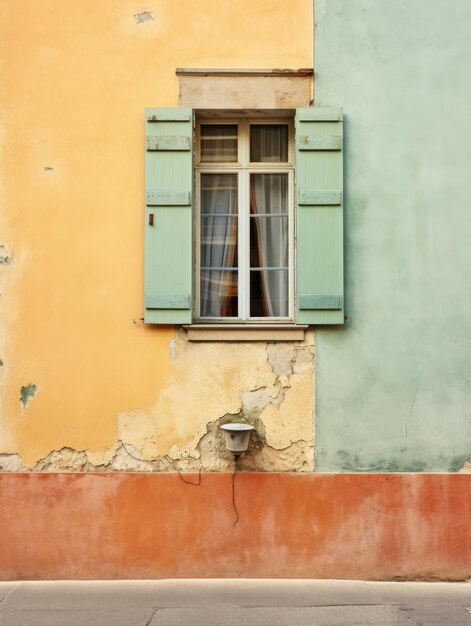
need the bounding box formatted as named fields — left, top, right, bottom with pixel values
left=250, top=173, right=289, bottom=268
left=201, top=173, right=238, bottom=214
left=250, top=173, right=288, bottom=215
left=201, top=270, right=238, bottom=317
left=201, top=124, right=238, bottom=162
left=250, top=125, right=288, bottom=162
left=201, top=217, right=238, bottom=268
left=250, top=216, right=288, bottom=268
left=250, top=270, right=288, bottom=318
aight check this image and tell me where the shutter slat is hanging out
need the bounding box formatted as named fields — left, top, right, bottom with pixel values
left=145, top=294, right=191, bottom=309
left=297, top=108, right=343, bottom=122
left=147, top=111, right=192, bottom=122
left=146, top=191, right=191, bottom=206
left=299, top=294, right=343, bottom=310
left=144, top=107, right=193, bottom=324
left=298, top=190, right=341, bottom=206
left=297, top=135, right=342, bottom=150
left=146, top=135, right=191, bottom=151
left=295, top=107, right=344, bottom=325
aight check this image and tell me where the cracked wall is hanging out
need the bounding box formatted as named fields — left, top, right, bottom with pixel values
left=0, top=330, right=315, bottom=472
left=117, top=329, right=314, bottom=472
left=0, top=0, right=314, bottom=472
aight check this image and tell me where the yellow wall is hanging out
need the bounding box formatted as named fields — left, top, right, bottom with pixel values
left=0, top=0, right=313, bottom=469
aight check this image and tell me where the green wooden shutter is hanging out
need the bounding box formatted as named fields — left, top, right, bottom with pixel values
left=295, top=107, right=344, bottom=325
left=144, top=108, right=193, bottom=324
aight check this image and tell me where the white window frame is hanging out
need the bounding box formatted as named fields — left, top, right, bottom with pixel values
left=195, top=117, right=295, bottom=324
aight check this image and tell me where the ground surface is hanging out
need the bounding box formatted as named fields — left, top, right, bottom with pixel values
left=0, top=579, right=470, bottom=625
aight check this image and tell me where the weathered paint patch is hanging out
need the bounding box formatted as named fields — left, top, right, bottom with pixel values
left=133, top=11, right=153, bottom=24
left=0, top=246, right=12, bottom=265
left=111, top=329, right=315, bottom=472
left=450, top=454, right=471, bottom=473
left=260, top=371, right=314, bottom=452
left=335, top=450, right=427, bottom=473
left=2, top=330, right=315, bottom=472
left=0, top=473, right=470, bottom=581
left=19, top=384, right=37, bottom=409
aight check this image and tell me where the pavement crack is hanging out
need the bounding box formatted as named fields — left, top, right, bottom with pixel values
left=143, top=607, right=158, bottom=625
left=0, top=584, right=19, bottom=607
left=240, top=602, right=382, bottom=609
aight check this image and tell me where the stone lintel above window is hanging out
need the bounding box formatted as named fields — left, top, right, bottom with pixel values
left=177, top=68, right=313, bottom=110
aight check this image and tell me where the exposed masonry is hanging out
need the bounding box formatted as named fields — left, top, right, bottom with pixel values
left=0, top=332, right=315, bottom=473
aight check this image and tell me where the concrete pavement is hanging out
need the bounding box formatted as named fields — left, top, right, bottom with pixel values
left=0, top=579, right=470, bottom=625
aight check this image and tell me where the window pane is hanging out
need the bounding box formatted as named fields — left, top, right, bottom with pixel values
left=250, top=270, right=288, bottom=317
left=250, top=173, right=289, bottom=267
left=201, top=124, right=238, bottom=162
left=201, top=217, right=238, bottom=268
left=249, top=173, right=289, bottom=317
left=250, top=125, right=288, bottom=162
left=200, top=173, right=239, bottom=317
left=250, top=173, right=288, bottom=215
left=201, top=270, right=238, bottom=317
left=201, top=173, right=238, bottom=214
left=250, top=216, right=288, bottom=268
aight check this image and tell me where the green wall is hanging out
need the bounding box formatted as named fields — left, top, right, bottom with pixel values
left=314, top=0, right=471, bottom=471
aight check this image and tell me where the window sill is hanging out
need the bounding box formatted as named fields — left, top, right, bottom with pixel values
left=183, top=324, right=308, bottom=342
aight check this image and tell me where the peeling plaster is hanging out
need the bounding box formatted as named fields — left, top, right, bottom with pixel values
left=0, top=246, right=12, bottom=265
left=1, top=330, right=315, bottom=473
left=267, top=343, right=295, bottom=376
left=169, top=337, right=177, bottom=361
left=133, top=11, right=153, bottom=24
left=241, top=385, right=279, bottom=418
left=116, top=328, right=279, bottom=460
left=0, top=452, right=26, bottom=471
left=260, top=371, right=314, bottom=456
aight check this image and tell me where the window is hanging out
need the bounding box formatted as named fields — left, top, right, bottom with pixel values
left=144, top=107, right=344, bottom=329
left=196, top=119, right=294, bottom=322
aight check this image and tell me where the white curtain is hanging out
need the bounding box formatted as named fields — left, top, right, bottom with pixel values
left=250, top=174, right=288, bottom=317
left=200, top=174, right=238, bottom=317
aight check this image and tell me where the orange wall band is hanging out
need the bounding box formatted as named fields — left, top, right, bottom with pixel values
left=1, top=472, right=470, bottom=581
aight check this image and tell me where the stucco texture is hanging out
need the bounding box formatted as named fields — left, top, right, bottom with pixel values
left=1, top=472, right=470, bottom=580
left=314, top=0, right=471, bottom=471
left=0, top=0, right=314, bottom=469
